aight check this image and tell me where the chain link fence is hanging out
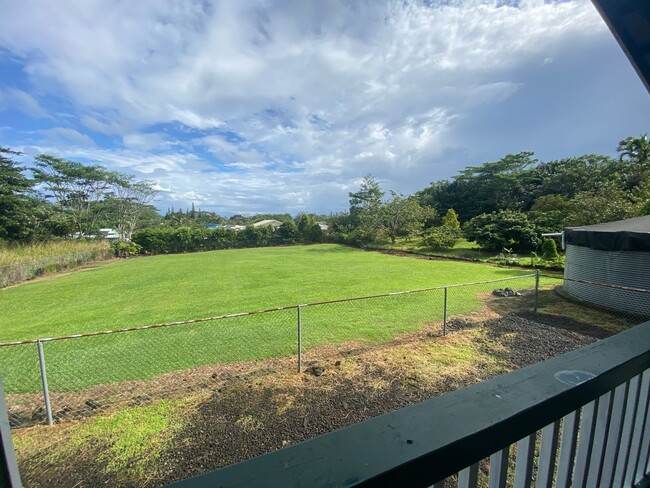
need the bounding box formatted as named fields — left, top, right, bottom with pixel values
left=0, top=273, right=546, bottom=430
left=2, top=271, right=650, bottom=487
left=3, top=271, right=649, bottom=431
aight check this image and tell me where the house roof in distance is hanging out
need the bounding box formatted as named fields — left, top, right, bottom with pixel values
left=564, top=215, right=650, bottom=252
left=252, top=219, right=282, bottom=228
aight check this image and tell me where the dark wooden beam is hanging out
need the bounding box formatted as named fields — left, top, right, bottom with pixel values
left=592, top=0, right=650, bottom=94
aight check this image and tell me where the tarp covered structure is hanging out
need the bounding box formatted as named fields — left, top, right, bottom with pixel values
left=564, top=215, right=650, bottom=252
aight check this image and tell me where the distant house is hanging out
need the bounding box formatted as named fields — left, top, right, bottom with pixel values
left=316, top=221, right=329, bottom=231
left=205, top=223, right=245, bottom=231
left=252, top=219, right=283, bottom=229
left=98, top=228, right=120, bottom=240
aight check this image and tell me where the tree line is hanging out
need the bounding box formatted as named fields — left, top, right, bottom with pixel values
left=2, top=133, right=648, bottom=256
left=1, top=147, right=158, bottom=243
left=330, top=134, right=650, bottom=253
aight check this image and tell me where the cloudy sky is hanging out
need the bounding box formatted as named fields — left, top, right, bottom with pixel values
left=0, top=0, right=648, bottom=216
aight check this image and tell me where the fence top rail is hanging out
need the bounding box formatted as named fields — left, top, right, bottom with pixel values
left=0, top=273, right=537, bottom=347
left=544, top=274, right=650, bottom=295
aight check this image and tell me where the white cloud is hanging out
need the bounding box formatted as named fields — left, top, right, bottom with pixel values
left=123, top=133, right=166, bottom=151
left=0, top=0, right=625, bottom=214
left=40, top=127, right=95, bottom=146
left=0, top=88, right=49, bottom=118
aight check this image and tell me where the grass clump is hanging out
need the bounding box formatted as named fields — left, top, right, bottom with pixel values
left=14, top=395, right=202, bottom=485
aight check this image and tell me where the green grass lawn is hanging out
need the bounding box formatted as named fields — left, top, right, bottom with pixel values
left=0, top=244, right=535, bottom=393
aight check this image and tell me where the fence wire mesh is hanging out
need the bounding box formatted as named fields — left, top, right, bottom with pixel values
left=1, top=307, right=298, bottom=428
left=2, top=271, right=650, bottom=487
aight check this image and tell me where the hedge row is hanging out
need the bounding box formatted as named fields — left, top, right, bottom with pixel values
left=132, top=225, right=322, bottom=254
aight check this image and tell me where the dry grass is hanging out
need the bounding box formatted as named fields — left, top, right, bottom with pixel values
left=0, top=240, right=111, bottom=266
left=0, top=240, right=113, bottom=288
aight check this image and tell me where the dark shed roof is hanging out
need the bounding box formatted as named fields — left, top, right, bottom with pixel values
left=565, top=215, right=650, bottom=252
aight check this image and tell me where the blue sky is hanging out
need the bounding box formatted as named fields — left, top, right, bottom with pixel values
left=0, top=0, right=648, bottom=216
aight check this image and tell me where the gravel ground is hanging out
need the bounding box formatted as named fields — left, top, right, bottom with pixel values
left=17, top=311, right=612, bottom=487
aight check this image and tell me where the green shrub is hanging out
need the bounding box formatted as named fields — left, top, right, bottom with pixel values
left=465, top=210, right=540, bottom=252
left=540, top=238, right=559, bottom=261
left=422, top=227, right=458, bottom=250
left=112, top=240, right=142, bottom=258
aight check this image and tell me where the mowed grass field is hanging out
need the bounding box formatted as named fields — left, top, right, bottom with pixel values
left=0, top=244, right=534, bottom=393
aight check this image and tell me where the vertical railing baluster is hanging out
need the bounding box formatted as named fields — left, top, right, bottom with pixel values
left=573, top=400, right=598, bottom=488
left=536, top=421, right=561, bottom=488
left=627, top=371, right=650, bottom=485
left=488, top=447, right=509, bottom=488
left=615, top=376, right=640, bottom=487
left=600, top=382, right=629, bottom=487
left=634, top=371, right=650, bottom=484
left=514, top=433, right=536, bottom=488
left=0, top=379, right=22, bottom=487
left=585, top=391, right=613, bottom=487
left=458, top=463, right=479, bottom=488
left=556, top=409, right=580, bottom=488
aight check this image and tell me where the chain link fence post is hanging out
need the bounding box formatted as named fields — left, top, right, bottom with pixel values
left=297, top=305, right=303, bottom=373
left=534, top=270, right=540, bottom=313
left=443, top=287, right=448, bottom=336
left=36, top=340, right=53, bottom=425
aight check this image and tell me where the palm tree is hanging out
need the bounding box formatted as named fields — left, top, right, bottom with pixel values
left=617, top=134, right=650, bottom=188
left=618, top=133, right=650, bottom=165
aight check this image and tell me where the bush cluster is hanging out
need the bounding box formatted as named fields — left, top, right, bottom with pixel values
left=422, top=226, right=459, bottom=250
left=132, top=224, right=323, bottom=254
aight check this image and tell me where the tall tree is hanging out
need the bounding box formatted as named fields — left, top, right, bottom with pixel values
left=107, top=173, right=157, bottom=240
left=417, top=153, right=537, bottom=220
left=0, top=147, right=33, bottom=241
left=465, top=210, right=540, bottom=252
left=528, top=194, right=570, bottom=232
left=376, top=191, right=429, bottom=244
left=295, top=213, right=323, bottom=243
left=564, top=184, right=636, bottom=226
left=33, top=155, right=112, bottom=236
left=618, top=133, right=650, bottom=166
left=617, top=134, right=650, bottom=189
left=349, top=174, right=384, bottom=225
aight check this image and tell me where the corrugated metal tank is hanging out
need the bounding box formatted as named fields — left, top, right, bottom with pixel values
left=564, top=244, right=650, bottom=316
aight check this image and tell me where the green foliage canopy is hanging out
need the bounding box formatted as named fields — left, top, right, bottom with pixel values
left=464, top=210, right=540, bottom=252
